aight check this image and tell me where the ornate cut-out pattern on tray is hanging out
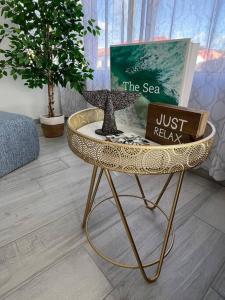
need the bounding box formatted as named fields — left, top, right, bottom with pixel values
left=67, top=108, right=215, bottom=175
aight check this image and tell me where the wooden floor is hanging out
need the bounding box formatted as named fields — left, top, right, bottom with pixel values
left=0, top=132, right=225, bottom=300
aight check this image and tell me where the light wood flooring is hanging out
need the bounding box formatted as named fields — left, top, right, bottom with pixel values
left=0, top=132, right=225, bottom=300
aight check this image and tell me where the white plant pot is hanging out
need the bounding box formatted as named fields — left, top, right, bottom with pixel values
left=40, top=115, right=65, bottom=138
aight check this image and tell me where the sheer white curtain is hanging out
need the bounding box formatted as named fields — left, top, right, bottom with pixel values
left=83, top=0, right=225, bottom=181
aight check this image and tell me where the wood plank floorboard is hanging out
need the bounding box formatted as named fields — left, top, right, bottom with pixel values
left=84, top=180, right=221, bottom=288
left=203, top=288, right=225, bottom=300
left=195, top=188, right=225, bottom=234
left=3, top=247, right=112, bottom=300
left=0, top=201, right=117, bottom=299
left=212, top=261, right=225, bottom=298
left=104, top=216, right=225, bottom=300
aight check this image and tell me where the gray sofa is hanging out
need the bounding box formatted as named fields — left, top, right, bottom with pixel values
left=0, top=111, right=40, bottom=177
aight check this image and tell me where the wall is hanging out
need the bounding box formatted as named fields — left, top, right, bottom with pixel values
left=0, top=15, right=60, bottom=119
left=0, top=77, right=60, bottom=119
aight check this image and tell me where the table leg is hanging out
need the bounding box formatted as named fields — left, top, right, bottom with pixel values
left=148, top=173, right=174, bottom=210
left=104, top=168, right=185, bottom=283
left=82, top=166, right=103, bottom=228
left=135, top=173, right=174, bottom=210
left=150, top=171, right=185, bottom=281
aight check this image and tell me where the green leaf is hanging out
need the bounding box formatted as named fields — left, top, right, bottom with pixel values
left=0, top=0, right=97, bottom=111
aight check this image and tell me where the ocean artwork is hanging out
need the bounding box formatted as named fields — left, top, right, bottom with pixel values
left=111, top=39, right=190, bottom=128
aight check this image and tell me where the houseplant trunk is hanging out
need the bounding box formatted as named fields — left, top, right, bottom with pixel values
left=40, top=83, right=64, bottom=138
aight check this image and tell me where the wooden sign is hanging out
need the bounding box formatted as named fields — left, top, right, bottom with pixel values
left=145, top=103, right=209, bottom=145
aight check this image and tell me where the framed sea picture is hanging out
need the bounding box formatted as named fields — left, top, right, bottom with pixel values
left=110, top=39, right=199, bottom=128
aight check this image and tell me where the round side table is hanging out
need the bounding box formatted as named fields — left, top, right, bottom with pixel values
left=67, top=108, right=215, bottom=283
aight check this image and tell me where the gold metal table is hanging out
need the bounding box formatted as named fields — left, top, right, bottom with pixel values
left=67, top=108, right=215, bottom=283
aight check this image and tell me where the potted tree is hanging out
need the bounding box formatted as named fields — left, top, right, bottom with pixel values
left=0, top=0, right=100, bottom=137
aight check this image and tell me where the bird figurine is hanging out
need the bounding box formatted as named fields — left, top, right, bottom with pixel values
left=82, top=90, right=139, bottom=136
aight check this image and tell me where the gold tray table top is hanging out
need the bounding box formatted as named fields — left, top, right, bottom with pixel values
left=67, top=108, right=215, bottom=175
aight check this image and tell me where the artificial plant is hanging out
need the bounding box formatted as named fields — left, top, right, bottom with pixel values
left=0, top=0, right=100, bottom=117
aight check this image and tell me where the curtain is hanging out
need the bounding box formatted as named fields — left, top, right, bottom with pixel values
left=83, top=0, right=225, bottom=181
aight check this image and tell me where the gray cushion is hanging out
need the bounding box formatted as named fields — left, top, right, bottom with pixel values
left=0, top=111, right=40, bottom=177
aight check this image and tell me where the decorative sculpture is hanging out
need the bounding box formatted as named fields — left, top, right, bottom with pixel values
left=82, top=90, right=139, bottom=136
